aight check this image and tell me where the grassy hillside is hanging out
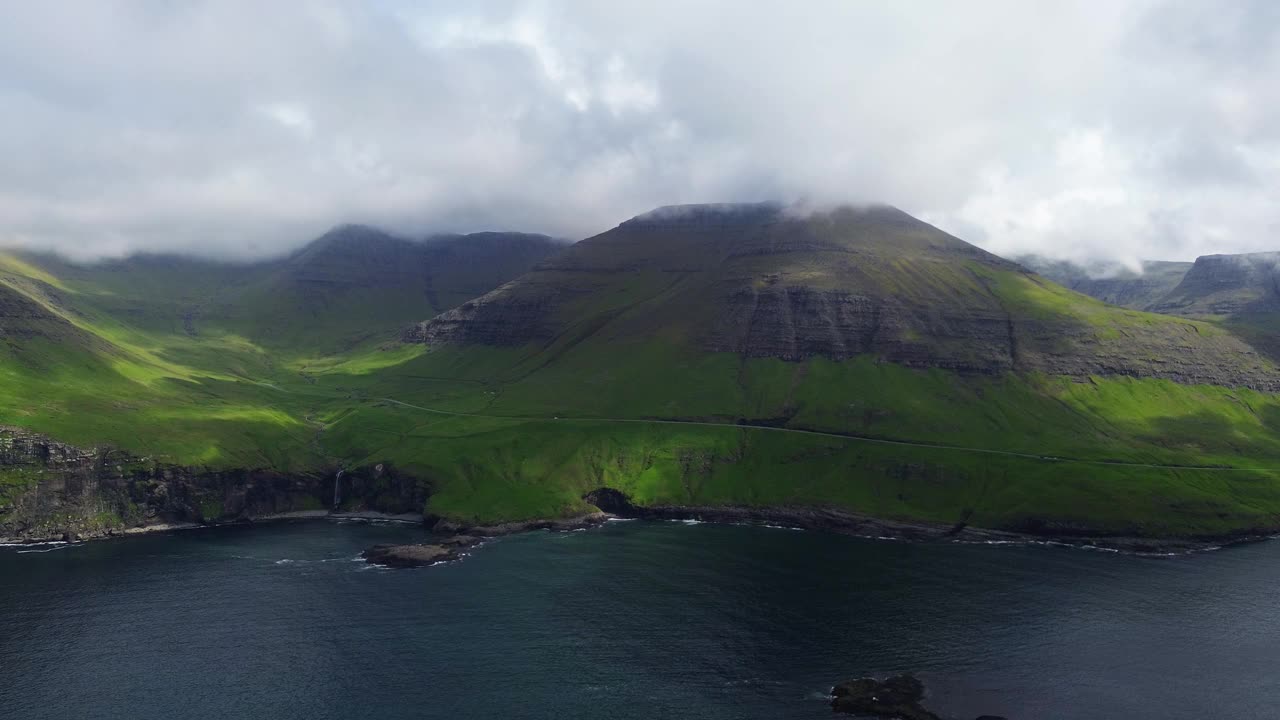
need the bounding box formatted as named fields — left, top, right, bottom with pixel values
left=379, top=205, right=1280, bottom=535
left=7, top=206, right=1280, bottom=539
left=0, top=227, right=562, bottom=469
left=282, top=348, right=1280, bottom=536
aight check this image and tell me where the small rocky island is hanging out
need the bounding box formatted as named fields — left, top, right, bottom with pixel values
left=831, top=674, right=1007, bottom=720
left=362, top=535, right=483, bottom=568
left=361, top=512, right=611, bottom=568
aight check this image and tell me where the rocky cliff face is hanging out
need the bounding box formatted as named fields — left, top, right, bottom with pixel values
left=402, top=281, right=563, bottom=346
left=704, top=281, right=1278, bottom=388
left=1154, top=252, right=1280, bottom=317
left=404, top=204, right=1280, bottom=391
left=0, top=280, right=103, bottom=350
left=0, top=426, right=427, bottom=542
left=706, top=285, right=1013, bottom=371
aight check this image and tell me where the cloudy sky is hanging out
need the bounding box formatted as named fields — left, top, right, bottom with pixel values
left=1, top=1, right=1278, bottom=266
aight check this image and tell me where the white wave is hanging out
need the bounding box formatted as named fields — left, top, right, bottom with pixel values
left=16, top=545, right=73, bottom=554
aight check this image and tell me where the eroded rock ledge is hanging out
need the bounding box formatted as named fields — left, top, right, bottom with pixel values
left=361, top=513, right=611, bottom=568
left=362, top=535, right=483, bottom=568
left=0, top=425, right=425, bottom=543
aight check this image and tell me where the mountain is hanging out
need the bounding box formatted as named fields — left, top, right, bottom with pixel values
left=1151, top=252, right=1280, bottom=318
left=411, top=204, right=1273, bottom=388
left=8, top=204, right=1280, bottom=543
left=226, top=226, right=566, bottom=351
left=1020, top=252, right=1280, bottom=321
left=19, top=227, right=567, bottom=354
left=1017, top=255, right=1193, bottom=310
left=380, top=204, right=1280, bottom=534
left=1021, top=252, right=1280, bottom=364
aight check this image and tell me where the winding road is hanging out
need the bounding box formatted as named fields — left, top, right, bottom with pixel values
left=370, top=397, right=1272, bottom=473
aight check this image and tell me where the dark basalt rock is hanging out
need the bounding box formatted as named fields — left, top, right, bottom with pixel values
left=363, top=514, right=611, bottom=568
left=705, top=285, right=1013, bottom=370
left=429, top=512, right=609, bottom=537
left=401, top=284, right=562, bottom=346
left=831, top=674, right=1008, bottom=720
left=0, top=425, right=426, bottom=543
left=361, top=537, right=483, bottom=568
left=831, top=674, right=938, bottom=719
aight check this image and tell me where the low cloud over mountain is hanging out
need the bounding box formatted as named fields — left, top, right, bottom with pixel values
left=2, top=1, right=1279, bottom=263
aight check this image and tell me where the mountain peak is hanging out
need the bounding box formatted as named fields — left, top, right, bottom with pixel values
left=621, top=202, right=785, bottom=229
left=618, top=201, right=912, bottom=231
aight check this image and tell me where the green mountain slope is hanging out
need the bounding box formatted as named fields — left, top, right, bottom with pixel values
left=0, top=227, right=565, bottom=470
left=360, top=204, right=1280, bottom=534
left=7, top=205, right=1280, bottom=540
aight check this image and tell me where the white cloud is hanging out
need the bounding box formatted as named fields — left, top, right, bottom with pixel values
left=258, top=102, right=315, bottom=139
left=0, top=0, right=1278, bottom=263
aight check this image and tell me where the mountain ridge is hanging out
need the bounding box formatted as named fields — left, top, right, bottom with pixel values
left=409, top=204, right=1278, bottom=390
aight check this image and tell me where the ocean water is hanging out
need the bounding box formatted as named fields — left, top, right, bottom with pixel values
left=1, top=519, right=1276, bottom=719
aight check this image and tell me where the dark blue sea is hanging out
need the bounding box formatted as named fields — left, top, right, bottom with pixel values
left=2, top=519, right=1274, bottom=719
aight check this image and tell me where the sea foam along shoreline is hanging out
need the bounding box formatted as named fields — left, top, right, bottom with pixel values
left=4, top=502, right=1267, bottom=558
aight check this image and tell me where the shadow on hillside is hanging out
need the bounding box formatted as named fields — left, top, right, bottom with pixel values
left=1117, top=407, right=1280, bottom=460
left=1224, top=315, right=1280, bottom=368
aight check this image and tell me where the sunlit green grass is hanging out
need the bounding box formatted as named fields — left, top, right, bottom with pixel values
left=6, top=244, right=1280, bottom=537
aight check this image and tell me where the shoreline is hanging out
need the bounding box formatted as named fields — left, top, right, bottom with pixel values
left=4, top=503, right=1271, bottom=556
left=0, top=509, right=427, bottom=546
left=576, top=503, right=1271, bottom=556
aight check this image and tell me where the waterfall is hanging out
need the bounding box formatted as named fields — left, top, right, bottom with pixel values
left=333, top=470, right=344, bottom=511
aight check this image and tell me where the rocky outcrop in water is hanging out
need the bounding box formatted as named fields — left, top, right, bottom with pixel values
left=0, top=426, right=426, bottom=543
left=831, top=675, right=938, bottom=719
left=362, top=535, right=483, bottom=568
left=430, top=512, right=610, bottom=537
left=361, top=513, right=612, bottom=568
left=831, top=674, right=1007, bottom=720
